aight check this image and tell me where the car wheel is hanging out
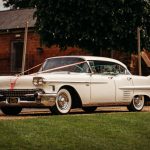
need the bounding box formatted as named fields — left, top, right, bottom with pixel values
left=82, top=106, right=97, bottom=113
left=127, top=95, right=144, bottom=112
left=1, top=107, right=22, bottom=115
left=50, top=89, right=72, bottom=115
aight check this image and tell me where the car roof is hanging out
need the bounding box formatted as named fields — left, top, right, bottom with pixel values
left=46, top=56, right=127, bottom=68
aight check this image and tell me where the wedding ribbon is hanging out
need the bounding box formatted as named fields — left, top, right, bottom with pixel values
left=10, top=60, right=87, bottom=90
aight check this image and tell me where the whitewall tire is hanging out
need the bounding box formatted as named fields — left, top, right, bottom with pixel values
left=127, top=95, right=144, bottom=112
left=50, top=89, right=72, bottom=115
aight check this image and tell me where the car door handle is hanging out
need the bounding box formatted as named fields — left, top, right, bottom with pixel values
left=108, top=76, right=113, bottom=79
left=127, top=77, right=132, bottom=80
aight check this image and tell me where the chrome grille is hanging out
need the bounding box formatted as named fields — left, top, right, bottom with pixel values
left=0, top=89, right=38, bottom=97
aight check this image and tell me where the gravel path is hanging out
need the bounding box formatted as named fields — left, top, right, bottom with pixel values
left=0, top=106, right=150, bottom=120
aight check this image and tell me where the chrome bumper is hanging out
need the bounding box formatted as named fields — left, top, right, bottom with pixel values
left=0, top=93, right=57, bottom=108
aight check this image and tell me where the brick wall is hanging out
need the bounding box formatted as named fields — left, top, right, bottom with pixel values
left=0, top=31, right=89, bottom=75
left=0, top=33, right=13, bottom=74
left=1, top=30, right=141, bottom=75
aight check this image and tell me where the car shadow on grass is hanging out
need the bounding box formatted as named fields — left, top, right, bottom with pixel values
left=1, top=106, right=149, bottom=118
left=19, top=107, right=129, bottom=117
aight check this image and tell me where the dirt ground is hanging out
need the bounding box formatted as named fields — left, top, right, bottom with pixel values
left=0, top=106, right=150, bottom=120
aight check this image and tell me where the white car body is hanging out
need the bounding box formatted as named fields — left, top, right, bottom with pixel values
left=0, top=56, right=150, bottom=115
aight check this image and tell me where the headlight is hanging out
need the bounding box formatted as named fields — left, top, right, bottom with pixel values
left=33, top=77, right=45, bottom=86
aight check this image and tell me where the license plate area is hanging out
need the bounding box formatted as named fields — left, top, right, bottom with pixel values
left=7, top=97, right=19, bottom=104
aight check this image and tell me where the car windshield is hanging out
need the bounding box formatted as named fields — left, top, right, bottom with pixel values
left=40, top=57, right=90, bottom=73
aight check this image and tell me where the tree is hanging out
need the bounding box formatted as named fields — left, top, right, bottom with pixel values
left=3, top=0, right=32, bottom=9
left=31, top=0, right=150, bottom=55
left=4, top=0, right=150, bottom=54
left=32, top=0, right=122, bottom=55
left=119, top=0, right=150, bottom=53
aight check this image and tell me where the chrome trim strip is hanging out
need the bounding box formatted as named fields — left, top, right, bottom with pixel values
left=24, top=93, right=57, bottom=97
left=83, top=102, right=130, bottom=107
left=119, top=86, right=150, bottom=90
left=91, top=82, right=108, bottom=84
left=44, top=80, right=90, bottom=84
left=44, top=80, right=107, bottom=84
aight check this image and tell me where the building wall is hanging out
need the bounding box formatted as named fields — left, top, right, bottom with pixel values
left=0, top=33, right=12, bottom=74
left=0, top=31, right=89, bottom=75
left=1, top=30, right=141, bottom=75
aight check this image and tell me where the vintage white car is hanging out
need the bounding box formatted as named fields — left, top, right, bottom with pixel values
left=0, top=56, right=150, bottom=115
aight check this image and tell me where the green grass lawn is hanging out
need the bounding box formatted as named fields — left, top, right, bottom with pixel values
left=0, top=112, right=150, bottom=150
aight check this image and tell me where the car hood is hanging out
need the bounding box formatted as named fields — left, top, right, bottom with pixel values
left=0, top=72, right=84, bottom=90
left=0, top=75, right=35, bottom=90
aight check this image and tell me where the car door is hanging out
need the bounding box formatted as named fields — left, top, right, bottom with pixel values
left=115, top=74, right=134, bottom=102
left=89, top=60, right=116, bottom=103
left=90, top=74, right=116, bottom=103
left=89, top=60, right=133, bottom=104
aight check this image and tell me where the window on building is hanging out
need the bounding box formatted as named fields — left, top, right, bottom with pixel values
left=11, top=41, right=23, bottom=72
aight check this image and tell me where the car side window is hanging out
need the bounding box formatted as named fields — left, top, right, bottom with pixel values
left=89, top=60, right=127, bottom=75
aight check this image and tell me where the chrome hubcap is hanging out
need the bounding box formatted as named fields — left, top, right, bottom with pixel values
left=57, top=92, right=69, bottom=110
left=134, top=96, right=144, bottom=108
